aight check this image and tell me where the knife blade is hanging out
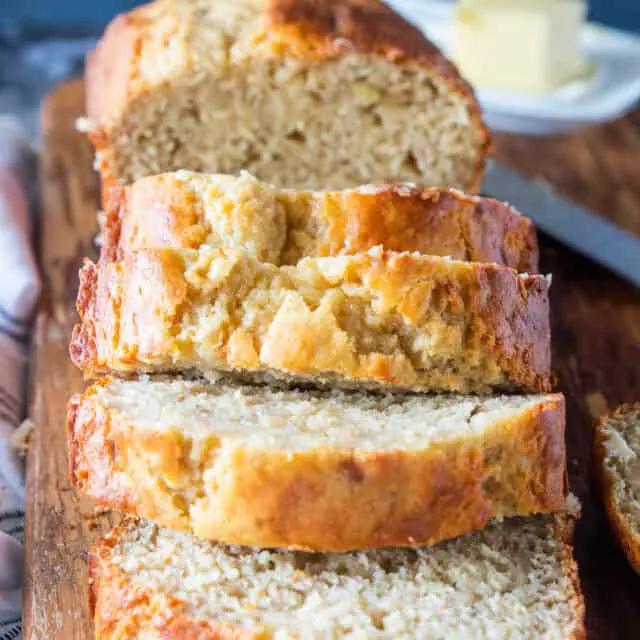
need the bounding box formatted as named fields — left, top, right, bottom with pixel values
left=483, top=160, right=640, bottom=286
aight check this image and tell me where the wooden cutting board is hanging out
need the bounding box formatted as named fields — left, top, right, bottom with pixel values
left=23, top=78, right=640, bottom=639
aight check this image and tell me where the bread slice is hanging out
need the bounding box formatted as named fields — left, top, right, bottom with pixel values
left=84, top=0, right=489, bottom=193
left=102, top=171, right=539, bottom=272
left=68, top=377, right=566, bottom=551
left=593, top=403, right=640, bottom=573
left=70, top=247, right=552, bottom=393
left=89, top=513, right=585, bottom=639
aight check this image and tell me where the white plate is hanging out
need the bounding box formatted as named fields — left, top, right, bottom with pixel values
left=388, top=1, right=640, bottom=134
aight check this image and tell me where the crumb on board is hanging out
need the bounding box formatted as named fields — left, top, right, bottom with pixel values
left=584, top=391, right=609, bottom=420
left=10, top=418, right=34, bottom=457
left=82, top=507, right=110, bottom=519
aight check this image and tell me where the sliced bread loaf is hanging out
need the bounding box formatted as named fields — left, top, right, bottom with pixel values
left=68, top=377, right=566, bottom=551
left=90, top=513, right=585, bottom=639
left=102, top=171, right=538, bottom=272
left=70, top=247, right=552, bottom=393
left=84, top=0, right=489, bottom=193
left=593, top=403, right=640, bottom=573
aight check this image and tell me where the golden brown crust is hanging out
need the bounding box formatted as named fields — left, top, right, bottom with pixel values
left=102, top=175, right=538, bottom=272
left=593, top=403, right=640, bottom=574
left=70, top=248, right=552, bottom=393
left=550, top=514, right=587, bottom=640
left=331, top=188, right=537, bottom=272
left=69, top=385, right=566, bottom=551
left=85, top=0, right=489, bottom=193
left=69, top=259, right=99, bottom=374
left=67, top=384, right=140, bottom=513
left=85, top=11, right=144, bottom=146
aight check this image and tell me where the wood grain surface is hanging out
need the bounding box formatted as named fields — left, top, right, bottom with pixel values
left=22, top=79, right=119, bottom=640
left=23, top=78, right=640, bottom=639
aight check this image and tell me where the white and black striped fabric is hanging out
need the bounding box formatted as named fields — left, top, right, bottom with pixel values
left=0, top=117, right=40, bottom=640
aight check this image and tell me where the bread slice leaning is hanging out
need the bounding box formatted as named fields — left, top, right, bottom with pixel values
left=593, top=403, right=640, bottom=573
left=70, top=247, right=552, bottom=393
left=89, top=513, right=585, bottom=639
left=85, top=0, right=489, bottom=193
left=102, top=171, right=539, bottom=272
left=68, top=377, right=566, bottom=551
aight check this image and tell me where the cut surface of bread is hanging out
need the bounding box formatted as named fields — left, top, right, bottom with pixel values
left=90, top=513, right=585, bottom=639
left=85, top=0, right=489, bottom=193
left=68, top=377, right=566, bottom=551
left=70, top=247, right=552, bottom=393
left=594, top=403, right=640, bottom=573
left=102, top=171, right=539, bottom=272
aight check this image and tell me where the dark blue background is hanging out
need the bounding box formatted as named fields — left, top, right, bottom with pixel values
left=1, top=1, right=639, bottom=33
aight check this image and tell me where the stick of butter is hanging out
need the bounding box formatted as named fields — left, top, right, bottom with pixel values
left=454, top=0, right=588, bottom=94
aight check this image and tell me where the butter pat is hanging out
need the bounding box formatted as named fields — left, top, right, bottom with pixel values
left=454, top=0, right=588, bottom=94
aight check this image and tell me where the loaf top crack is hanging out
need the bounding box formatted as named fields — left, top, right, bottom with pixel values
left=103, top=171, right=539, bottom=272
left=71, top=247, right=551, bottom=393
left=84, top=0, right=489, bottom=191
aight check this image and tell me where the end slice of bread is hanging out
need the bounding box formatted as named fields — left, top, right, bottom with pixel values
left=593, top=403, right=640, bottom=573
left=90, top=512, right=585, bottom=639
left=68, top=377, right=567, bottom=551
left=85, top=0, right=489, bottom=193
left=70, top=247, right=552, bottom=393
left=102, top=171, right=539, bottom=272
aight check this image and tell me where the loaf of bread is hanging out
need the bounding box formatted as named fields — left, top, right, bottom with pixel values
left=70, top=247, right=552, bottom=393
left=103, top=171, right=539, bottom=272
left=68, top=377, right=566, bottom=551
left=90, top=512, right=585, bottom=639
left=593, top=403, right=640, bottom=573
left=84, top=0, right=489, bottom=193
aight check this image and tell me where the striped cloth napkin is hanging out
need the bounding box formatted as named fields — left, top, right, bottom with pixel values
left=0, top=117, right=40, bottom=640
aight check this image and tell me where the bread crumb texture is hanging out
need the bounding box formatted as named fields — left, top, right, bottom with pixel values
left=91, top=514, right=585, bottom=639
left=594, top=404, right=640, bottom=572
left=86, top=0, right=488, bottom=191
left=70, top=247, right=552, bottom=393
